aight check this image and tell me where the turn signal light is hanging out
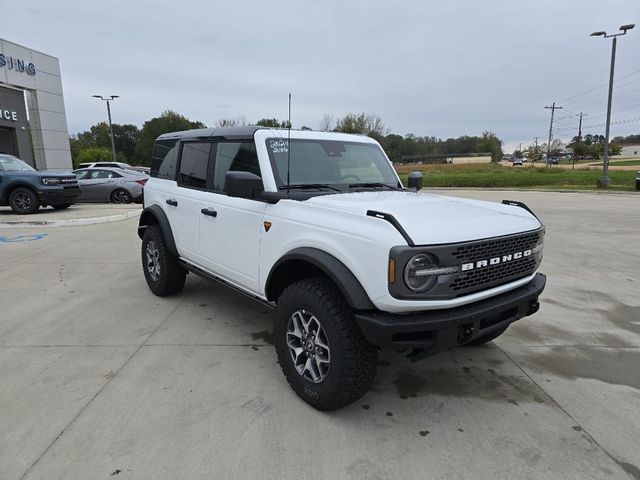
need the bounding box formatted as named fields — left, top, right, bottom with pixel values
left=388, top=258, right=396, bottom=284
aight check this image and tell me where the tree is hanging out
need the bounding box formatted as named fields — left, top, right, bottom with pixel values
left=214, top=116, right=248, bottom=127
left=70, top=122, right=140, bottom=164
left=334, top=113, right=387, bottom=141
left=526, top=143, right=544, bottom=164
left=513, top=150, right=523, bottom=159
left=256, top=118, right=291, bottom=128
left=478, top=131, right=503, bottom=162
left=75, top=147, right=112, bottom=167
left=319, top=114, right=334, bottom=131
left=136, top=111, right=205, bottom=165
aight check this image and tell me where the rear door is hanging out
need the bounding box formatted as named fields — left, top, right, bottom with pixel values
left=170, top=140, right=214, bottom=260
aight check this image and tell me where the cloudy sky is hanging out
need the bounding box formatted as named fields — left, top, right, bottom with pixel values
left=4, top=0, right=639, bottom=152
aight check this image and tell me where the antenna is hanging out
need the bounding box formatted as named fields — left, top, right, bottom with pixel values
left=286, top=93, right=292, bottom=191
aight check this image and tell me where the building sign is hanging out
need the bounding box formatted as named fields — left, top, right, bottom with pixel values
left=0, top=54, right=36, bottom=76
left=1, top=108, right=18, bottom=121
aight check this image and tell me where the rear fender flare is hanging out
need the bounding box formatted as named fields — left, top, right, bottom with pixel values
left=137, top=205, right=178, bottom=257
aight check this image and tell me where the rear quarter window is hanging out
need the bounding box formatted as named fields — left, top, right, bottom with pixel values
left=151, top=139, right=179, bottom=180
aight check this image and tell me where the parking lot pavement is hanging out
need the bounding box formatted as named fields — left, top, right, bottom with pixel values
left=0, top=191, right=638, bottom=480
left=0, top=204, right=141, bottom=228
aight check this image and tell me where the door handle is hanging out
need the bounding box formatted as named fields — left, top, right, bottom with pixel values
left=166, top=199, right=178, bottom=207
left=201, top=208, right=217, bottom=217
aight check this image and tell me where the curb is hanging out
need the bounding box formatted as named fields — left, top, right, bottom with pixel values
left=0, top=210, right=141, bottom=229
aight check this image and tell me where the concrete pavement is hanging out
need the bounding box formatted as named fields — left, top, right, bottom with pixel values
left=0, top=192, right=638, bottom=479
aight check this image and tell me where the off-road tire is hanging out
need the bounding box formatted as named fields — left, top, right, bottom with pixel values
left=466, top=326, right=508, bottom=346
left=9, top=187, right=39, bottom=215
left=141, top=225, right=186, bottom=296
left=274, top=277, right=378, bottom=411
left=52, top=203, right=72, bottom=210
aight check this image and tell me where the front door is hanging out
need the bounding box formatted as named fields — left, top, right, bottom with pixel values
left=196, top=141, right=266, bottom=294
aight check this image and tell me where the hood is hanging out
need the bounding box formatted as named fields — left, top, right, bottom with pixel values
left=4, top=169, right=75, bottom=178
left=304, top=191, right=542, bottom=245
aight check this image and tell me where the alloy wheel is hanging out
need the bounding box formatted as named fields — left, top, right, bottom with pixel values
left=145, top=241, right=160, bottom=281
left=286, top=309, right=331, bottom=383
left=13, top=192, right=32, bottom=211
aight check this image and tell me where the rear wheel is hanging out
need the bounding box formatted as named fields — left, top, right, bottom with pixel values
left=111, top=189, right=132, bottom=204
left=9, top=188, right=39, bottom=215
left=141, top=225, right=186, bottom=296
left=274, top=277, right=378, bottom=411
left=466, top=326, right=508, bottom=346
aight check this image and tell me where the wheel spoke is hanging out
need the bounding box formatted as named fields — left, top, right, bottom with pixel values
left=286, top=309, right=331, bottom=384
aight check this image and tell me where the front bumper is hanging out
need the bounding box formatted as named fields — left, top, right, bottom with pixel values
left=355, top=273, right=546, bottom=352
left=39, top=186, right=80, bottom=205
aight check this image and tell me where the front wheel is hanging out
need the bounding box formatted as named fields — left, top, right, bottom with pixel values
left=9, top=188, right=39, bottom=214
left=274, top=277, right=378, bottom=411
left=141, top=225, right=186, bottom=296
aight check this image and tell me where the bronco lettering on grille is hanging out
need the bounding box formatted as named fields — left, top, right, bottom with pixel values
left=461, top=249, right=532, bottom=271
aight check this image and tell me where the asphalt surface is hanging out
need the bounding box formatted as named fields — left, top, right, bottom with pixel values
left=1, top=191, right=639, bottom=480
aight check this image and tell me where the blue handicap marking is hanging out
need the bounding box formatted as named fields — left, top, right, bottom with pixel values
left=0, top=233, right=48, bottom=243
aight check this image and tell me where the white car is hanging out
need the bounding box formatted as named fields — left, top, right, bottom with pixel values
left=138, top=127, right=546, bottom=410
left=77, top=161, right=132, bottom=170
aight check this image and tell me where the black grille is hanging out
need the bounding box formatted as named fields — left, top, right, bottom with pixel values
left=448, top=229, right=544, bottom=295
left=451, top=257, right=537, bottom=292
left=452, top=230, right=543, bottom=263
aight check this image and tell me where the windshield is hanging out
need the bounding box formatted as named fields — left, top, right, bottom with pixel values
left=265, top=138, right=399, bottom=188
left=0, top=156, right=36, bottom=172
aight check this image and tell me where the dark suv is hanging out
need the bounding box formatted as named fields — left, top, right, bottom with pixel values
left=0, top=154, right=79, bottom=214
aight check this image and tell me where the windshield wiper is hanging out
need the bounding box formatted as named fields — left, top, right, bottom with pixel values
left=348, top=182, right=397, bottom=190
left=280, top=183, right=342, bottom=192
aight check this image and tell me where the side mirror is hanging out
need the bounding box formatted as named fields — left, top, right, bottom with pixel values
left=225, top=171, right=263, bottom=199
left=407, top=171, right=423, bottom=191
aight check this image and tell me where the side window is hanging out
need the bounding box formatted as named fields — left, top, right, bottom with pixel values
left=178, top=142, right=211, bottom=190
left=212, top=142, right=260, bottom=193
left=74, top=170, right=89, bottom=180
left=90, top=170, right=111, bottom=179
left=151, top=139, right=179, bottom=180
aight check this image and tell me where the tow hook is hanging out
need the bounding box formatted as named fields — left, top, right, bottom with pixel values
left=458, top=323, right=474, bottom=343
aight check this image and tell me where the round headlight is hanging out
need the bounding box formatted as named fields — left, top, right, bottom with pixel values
left=404, top=253, right=438, bottom=292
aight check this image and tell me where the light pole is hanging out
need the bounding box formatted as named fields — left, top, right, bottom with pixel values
left=92, top=95, right=119, bottom=163
left=590, top=24, right=634, bottom=188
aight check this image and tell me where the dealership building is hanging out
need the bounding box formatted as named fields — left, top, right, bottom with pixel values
left=0, top=38, right=72, bottom=170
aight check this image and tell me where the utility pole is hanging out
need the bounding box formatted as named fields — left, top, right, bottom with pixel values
left=573, top=112, right=586, bottom=170
left=545, top=103, right=562, bottom=167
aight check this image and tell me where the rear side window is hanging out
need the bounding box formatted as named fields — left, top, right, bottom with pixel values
left=151, top=139, right=179, bottom=179
left=178, top=142, right=211, bottom=190
left=212, top=142, right=260, bottom=192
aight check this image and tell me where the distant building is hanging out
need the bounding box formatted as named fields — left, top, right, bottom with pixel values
left=398, top=152, right=492, bottom=165
left=620, top=144, right=640, bottom=159
left=0, top=38, right=72, bottom=170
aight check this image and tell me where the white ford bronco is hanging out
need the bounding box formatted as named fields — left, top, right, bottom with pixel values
left=138, top=126, right=545, bottom=410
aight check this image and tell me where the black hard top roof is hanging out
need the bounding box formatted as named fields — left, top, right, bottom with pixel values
left=156, top=126, right=265, bottom=141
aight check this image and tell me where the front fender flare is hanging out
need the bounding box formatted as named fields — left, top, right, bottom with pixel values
left=266, top=247, right=376, bottom=310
